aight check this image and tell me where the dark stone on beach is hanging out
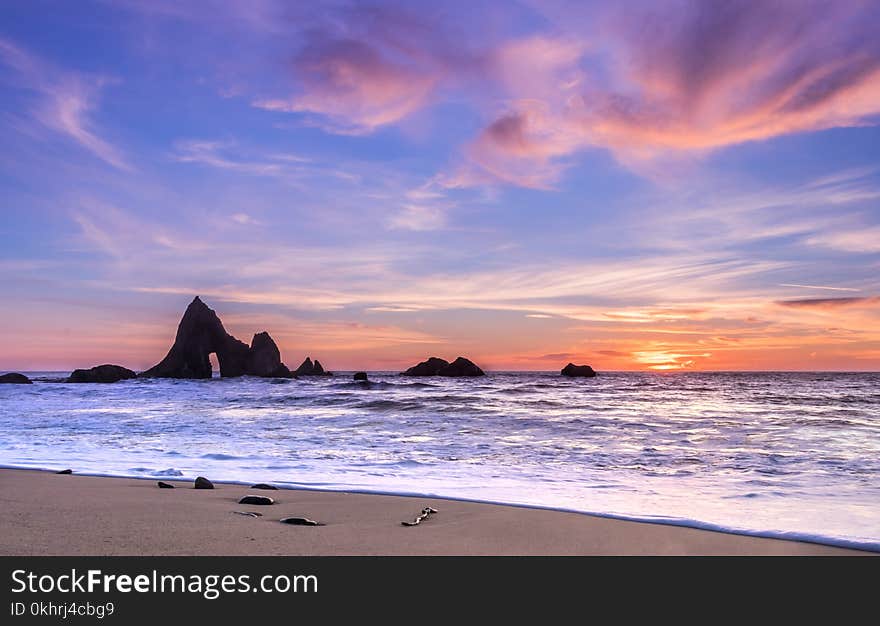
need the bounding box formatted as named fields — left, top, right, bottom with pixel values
left=402, top=357, right=450, bottom=376
left=67, top=364, right=137, bottom=383
left=561, top=363, right=597, bottom=378
left=157, top=481, right=175, bottom=489
left=56, top=469, right=72, bottom=474
left=402, top=356, right=484, bottom=377
left=140, top=297, right=292, bottom=379
left=439, top=357, right=485, bottom=377
left=251, top=483, right=278, bottom=490
left=353, top=371, right=368, bottom=381
left=280, top=517, right=324, bottom=526
left=238, top=495, right=274, bottom=505
left=194, top=476, right=214, bottom=489
left=0, top=373, right=31, bottom=384
left=294, top=356, right=331, bottom=376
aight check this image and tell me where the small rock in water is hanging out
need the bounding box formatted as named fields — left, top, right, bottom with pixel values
left=157, top=481, right=175, bottom=489
left=233, top=511, right=263, bottom=517
left=56, top=469, right=73, bottom=475
left=238, top=495, right=274, bottom=505
left=250, top=483, right=278, bottom=490
left=280, top=517, right=324, bottom=526
left=0, top=372, right=32, bottom=384
left=560, top=363, right=597, bottom=378
left=194, top=476, right=214, bottom=489
left=353, top=371, right=368, bottom=381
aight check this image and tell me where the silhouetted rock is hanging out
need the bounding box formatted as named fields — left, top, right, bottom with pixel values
left=251, top=483, right=278, bottom=490
left=439, top=357, right=485, bottom=377
left=561, top=363, right=597, bottom=378
left=238, top=495, right=274, bottom=505
left=402, top=356, right=484, bottom=377
left=194, top=476, right=214, bottom=489
left=0, top=373, right=31, bottom=384
left=353, top=371, right=368, bottom=381
left=294, top=356, right=331, bottom=376
left=56, top=469, right=72, bottom=474
left=157, top=481, right=175, bottom=489
left=140, top=297, right=292, bottom=379
left=246, top=332, right=293, bottom=378
left=67, top=364, right=137, bottom=383
left=402, top=357, right=450, bottom=376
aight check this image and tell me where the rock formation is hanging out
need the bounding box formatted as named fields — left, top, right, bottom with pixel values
left=353, top=371, right=368, bottom=381
left=246, top=332, right=292, bottom=378
left=402, top=357, right=449, bottom=376
left=294, top=357, right=331, bottom=376
left=402, top=356, right=485, bottom=377
left=0, top=372, right=31, bottom=384
left=561, top=363, right=597, bottom=378
left=67, top=364, right=137, bottom=383
left=440, top=357, right=485, bottom=377
left=140, top=297, right=292, bottom=379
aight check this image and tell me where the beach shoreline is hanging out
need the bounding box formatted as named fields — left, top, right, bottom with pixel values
left=0, top=469, right=871, bottom=556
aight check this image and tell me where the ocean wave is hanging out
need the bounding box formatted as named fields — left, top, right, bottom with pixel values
left=1, top=370, right=878, bottom=550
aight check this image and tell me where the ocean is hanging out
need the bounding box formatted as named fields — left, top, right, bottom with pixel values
left=1, top=371, right=878, bottom=551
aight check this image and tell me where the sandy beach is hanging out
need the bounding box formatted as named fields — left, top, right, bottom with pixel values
left=0, top=469, right=869, bottom=556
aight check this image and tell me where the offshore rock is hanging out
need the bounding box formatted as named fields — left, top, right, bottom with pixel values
left=294, top=357, right=331, bottom=376
left=402, top=356, right=484, bottom=377
left=246, top=332, right=292, bottom=378
left=561, top=363, right=597, bottom=378
left=67, top=364, right=137, bottom=383
left=0, top=372, right=32, bottom=384
left=140, top=297, right=292, bottom=379
left=439, top=357, right=484, bottom=377
left=402, top=357, right=449, bottom=376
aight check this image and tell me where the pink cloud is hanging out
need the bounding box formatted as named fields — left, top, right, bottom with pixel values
left=463, top=0, right=880, bottom=186
left=251, top=3, right=475, bottom=135
left=255, top=36, right=439, bottom=135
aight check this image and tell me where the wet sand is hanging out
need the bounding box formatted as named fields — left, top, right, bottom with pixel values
left=0, top=469, right=869, bottom=555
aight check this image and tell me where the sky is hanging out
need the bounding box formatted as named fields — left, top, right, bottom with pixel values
left=1, top=0, right=879, bottom=372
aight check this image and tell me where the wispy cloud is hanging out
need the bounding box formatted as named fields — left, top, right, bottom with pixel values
left=776, top=296, right=880, bottom=309
left=0, top=38, right=131, bottom=171
left=805, top=226, right=880, bottom=253
left=780, top=284, right=861, bottom=292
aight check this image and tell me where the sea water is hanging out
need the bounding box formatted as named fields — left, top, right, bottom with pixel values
left=1, top=371, right=878, bottom=551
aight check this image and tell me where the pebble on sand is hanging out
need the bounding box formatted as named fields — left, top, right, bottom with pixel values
left=250, top=483, right=278, bottom=490
left=56, top=469, right=73, bottom=475
left=238, top=495, right=274, bottom=505
left=280, top=517, right=324, bottom=526
left=157, top=481, right=175, bottom=489
left=194, top=476, right=214, bottom=489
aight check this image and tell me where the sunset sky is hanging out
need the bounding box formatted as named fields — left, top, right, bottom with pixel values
left=2, top=0, right=880, bottom=372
